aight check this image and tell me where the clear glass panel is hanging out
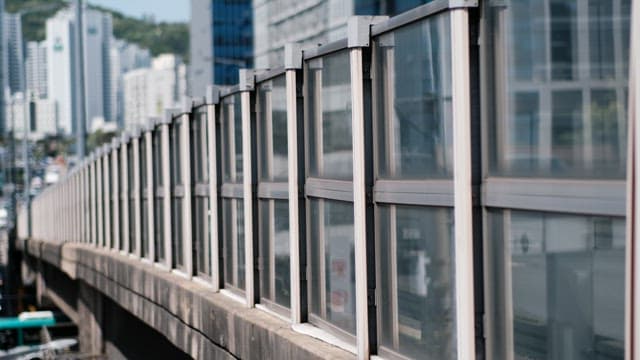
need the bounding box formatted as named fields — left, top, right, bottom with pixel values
left=487, top=210, right=625, bottom=359
left=127, top=144, right=136, bottom=254
left=377, top=205, right=456, bottom=359
left=308, top=198, right=356, bottom=334
left=306, top=50, right=353, bottom=180
left=153, top=129, right=163, bottom=187
left=223, top=94, right=243, bottom=184
left=223, top=198, right=245, bottom=291
left=172, top=197, right=183, bottom=268
left=141, top=197, right=148, bottom=258
left=259, top=199, right=290, bottom=309
left=374, top=13, right=453, bottom=179
left=109, top=160, right=115, bottom=249
left=196, top=197, right=211, bottom=276
left=155, top=200, right=164, bottom=262
left=486, top=0, right=630, bottom=178
left=140, top=137, right=148, bottom=258
left=260, top=201, right=272, bottom=301
left=191, top=109, right=208, bottom=184
left=224, top=198, right=233, bottom=286
left=129, top=198, right=136, bottom=254
left=170, top=122, right=182, bottom=186
left=153, top=129, right=164, bottom=262
left=236, top=199, right=245, bottom=290
left=258, top=75, right=288, bottom=182
left=119, top=156, right=126, bottom=251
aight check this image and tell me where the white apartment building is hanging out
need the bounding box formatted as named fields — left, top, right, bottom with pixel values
left=33, top=98, right=58, bottom=137
left=253, top=0, right=354, bottom=69
left=26, top=41, right=48, bottom=99
left=123, top=54, right=187, bottom=131
left=4, top=13, right=24, bottom=94
left=46, top=7, right=113, bottom=135
left=109, top=39, right=151, bottom=127
left=5, top=93, right=58, bottom=139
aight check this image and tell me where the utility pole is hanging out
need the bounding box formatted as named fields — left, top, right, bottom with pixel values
left=73, top=0, right=87, bottom=159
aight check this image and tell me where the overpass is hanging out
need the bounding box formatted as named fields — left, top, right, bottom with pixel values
left=13, top=1, right=640, bottom=359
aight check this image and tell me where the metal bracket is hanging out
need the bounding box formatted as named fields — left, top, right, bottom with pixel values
left=161, top=108, right=180, bottom=125
left=284, top=43, right=303, bottom=70
left=348, top=16, right=388, bottom=48
left=238, top=69, right=256, bottom=91
left=450, top=0, right=479, bottom=8
left=206, top=85, right=221, bottom=105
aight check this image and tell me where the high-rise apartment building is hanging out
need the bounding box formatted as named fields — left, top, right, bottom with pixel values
left=189, top=0, right=253, bottom=97
left=252, top=0, right=433, bottom=68
left=3, top=13, right=23, bottom=95
left=26, top=41, right=48, bottom=99
left=81, top=9, right=112, bottom=127
left=46, top=7, right=113, bottom=135
left=109, top=39, right=151, bottom=128
left=123, top=54, right=186, bottom=131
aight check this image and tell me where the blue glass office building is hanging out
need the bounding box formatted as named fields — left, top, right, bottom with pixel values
left=190, top=0, right=253, bottom=97
left=212, top=0, right=253, bottom=85
left=355, top=0, right=435, bottom=15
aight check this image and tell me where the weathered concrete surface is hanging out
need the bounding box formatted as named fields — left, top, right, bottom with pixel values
left=19, top=239, right=355, bottom=360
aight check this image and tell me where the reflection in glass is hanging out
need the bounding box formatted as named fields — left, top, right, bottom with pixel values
left=196, top=197, right=210, bottom=276
left=193, top=109, right=211, bottom=277
left=152, top=128, right=164, bottom=262
left=223, top=198, right=245, bottom=291
left=487, top=0, right=630, bottom=178
left=127, top=143, right=136, bottom=254
left=375, top=13, right=453, bottom=179
left=170, top=119, right=183, bottom=269
left=259, top=200, right=290, bottom=308
left=119, top=151, right=126, bottom=251
left=258, top=75, right=288, bottom=182
left=172, top=197, right=183, bottom=268
left=487, top=210, right=625, bottom=359
left=306, top=50, right=353, bottom=180
left=377, top=205, right=456, bottom=359
left=140, top=136, right=148, bottom=258
left=308, top=199, right=356, bottom=334
left=109, top=156, right=116, bottom=250
left=222, top=94, right=244, bottom=183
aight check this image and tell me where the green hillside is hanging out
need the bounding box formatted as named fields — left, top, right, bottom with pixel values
left=5, top=0, right=188, bottom=60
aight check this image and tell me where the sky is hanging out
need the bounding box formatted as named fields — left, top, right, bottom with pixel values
left=88, top=0, right=189, bottom=23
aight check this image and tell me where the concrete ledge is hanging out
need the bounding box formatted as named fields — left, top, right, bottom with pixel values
left=19, top=239, right=354, bottom=360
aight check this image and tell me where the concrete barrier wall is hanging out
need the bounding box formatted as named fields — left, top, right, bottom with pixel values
left=19, top=238, right=354, bottom=360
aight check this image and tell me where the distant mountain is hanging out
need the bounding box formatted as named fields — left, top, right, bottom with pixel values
left=5, top=0, right=189, bottom=61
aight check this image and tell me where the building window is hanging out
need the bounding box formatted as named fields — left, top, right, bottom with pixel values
left=372, top=12, right=456, bottom=359
left=257, top=74, right=290, bottom=312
